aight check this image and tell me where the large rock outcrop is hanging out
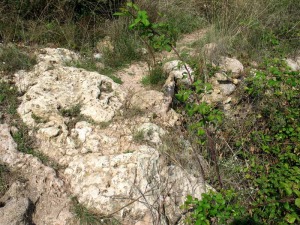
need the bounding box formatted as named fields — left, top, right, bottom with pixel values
left=0, top=124, right=76, bottom=225
left=12, top=48, right=207, bottom=224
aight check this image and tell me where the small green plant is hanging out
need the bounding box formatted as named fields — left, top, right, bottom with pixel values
left=133, top=130, right=145, bottom=143
left=31, top=113, right=48, bottom=124
left=0, top=45, right=36, bottom=73
left=60, top=104, right=82, bottom=118
left=0, top=82, right=19, bottom=118
left=176, top=79, right=222, bottom=140
left=141, top=65, right=165, bottom=87
left=72, top=197, right=120, bottom=225
left=183, top=190, right=245, bottom=225
left=115, top=2, right=193, bottom=83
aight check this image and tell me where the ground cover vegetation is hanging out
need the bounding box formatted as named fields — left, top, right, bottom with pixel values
left=0, top=0, right=299, bottom=224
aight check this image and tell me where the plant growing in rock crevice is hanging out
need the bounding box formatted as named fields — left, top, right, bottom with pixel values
left=114, top=2, right=193, bottom=84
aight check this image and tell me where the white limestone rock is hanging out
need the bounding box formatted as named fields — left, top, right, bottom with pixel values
left=12, top=48, right=206, bottom=224
left=163, top=60, right=194, bottom=85
left=64, top=145, right=205, bottom=223
left=219, top=57, right=244, bottom=77
left=0, top=196, right=31, bottom=225
left=219, top=83, right=236, bottom=96
left=285, top=57, right=300, bottom=71
left=0, top=124, right=76, bottom=225
left=136, top=122, right=166, bottom=144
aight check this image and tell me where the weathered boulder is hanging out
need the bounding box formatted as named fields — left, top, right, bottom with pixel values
left=64, top=145, right=205, bottom=224
left=200, top=57, right=244, bottom=108
left=219, top=83, right=236, bottom=96
left=15, top=48, right=125, bottom=127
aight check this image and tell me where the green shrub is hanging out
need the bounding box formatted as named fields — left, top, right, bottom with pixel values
left=183, top=59, right=300, bottom=224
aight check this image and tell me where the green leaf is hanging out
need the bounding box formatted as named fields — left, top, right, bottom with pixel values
left=198, top=128, right=205, bottom=136
left=164, top=44, right=172, bottom=52
left=285, top=213, right=296, bottom=223
left=186, top=195, right=193, bottom=202
left=113, top=12, right=124, bottom=16
left=295, top=198, right=300, bottom=208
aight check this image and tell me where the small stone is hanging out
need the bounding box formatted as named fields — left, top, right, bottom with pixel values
left=10, top=126, right=19, bottom=135
left=285, top=57, right=300, bottom=71
left=93, top=53, right=102, bottom=60
left=250, top=61, right=258, bottom=67
left=232, top=79, right=239, bottom=85
left=223, top=97, right=232, bottom=104
left=163, top=60, right=194, bottom=85
left=39, top=126, right=60, bottom=138
left=219, top=83, right=236, bottom=96
left=223, top=104, right=231, bottom=110
left=140, top=48, right=148, bottom=55
left=215, top=73, right=228, bottom=81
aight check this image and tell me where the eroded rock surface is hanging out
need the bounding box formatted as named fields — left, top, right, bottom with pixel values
left=0, top=191, right=32, bottom=225
left=13, top=48, right=206, bottom=224
left=0, top=124, right=76, bottom=225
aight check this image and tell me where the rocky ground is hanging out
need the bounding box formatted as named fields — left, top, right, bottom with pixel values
left=0, top=29, right=299, bottom=225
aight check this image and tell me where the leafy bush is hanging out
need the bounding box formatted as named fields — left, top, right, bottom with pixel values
left=183, top=59, right=300, bottom=224
left=183, top=190, right=246, bottom=225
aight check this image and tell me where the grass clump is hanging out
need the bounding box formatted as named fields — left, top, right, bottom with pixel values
left=60, top=104, right=82, bottom=118
left=0, top=82, right=19, bottom=118
left=102, top=19, right=143, bottom=70
left=68, top=56, right=123, bottom=84
left=191, top=0, right=300, bottom=61
left=72, top=197, right=120, bottom=225
left=141, top=66, right=165, bottom=87
left=133, top=130, right=145, bottom=143
left=0, top=81, right=52, bottom=166
left=12, top=124, right=50, bottom=165
left=0, top=164, right=10, bottom=196
left=0, top=45, right=36, bottom=74
left=123, top=107, right=145, bottom=119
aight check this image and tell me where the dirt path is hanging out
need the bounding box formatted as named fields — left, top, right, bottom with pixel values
left=117, top=29, right=207, bottom=94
